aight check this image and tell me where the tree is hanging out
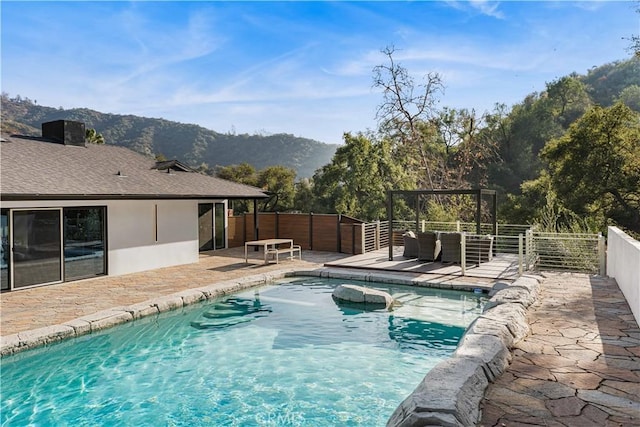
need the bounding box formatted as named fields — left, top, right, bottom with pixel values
left=545, top=75, right=592, bottom=127
left=311, top=132, right=411, bottom=220
left=542, top=103, right=640, bottom=233
left=617, top=84, right=640, bottom=112
left=216, top=163, right=258, bottom=187
left=85, top=128, right=105, bottom=144
left=216, top=163, right=258, bottom=214
left=293, top=178, right=314, bottom=213
left=373, top=46, right=444, bottom=189
left=257, top=166, right=296, bottom=212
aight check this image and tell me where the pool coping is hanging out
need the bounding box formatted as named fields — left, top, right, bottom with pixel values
left=0, top=267, right=541, bottom=426
left=387, top=273, right=543, bottom=427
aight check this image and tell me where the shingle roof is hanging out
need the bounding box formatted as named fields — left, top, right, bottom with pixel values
left=0, top=135, right=268, bottom=200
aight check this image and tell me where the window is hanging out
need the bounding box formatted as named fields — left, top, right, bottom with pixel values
left=1, top=209, right=9, bottom=290
left=63, top=207, right=106, bottom=281
left=13, top=210, right=62, bottom=288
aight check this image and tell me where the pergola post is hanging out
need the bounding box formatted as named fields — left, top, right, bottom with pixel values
left=476, top=190, right=482, bottom=235
left=388, top=191, right=394, bottom=261
left=253, top=199, right=259, bottom=251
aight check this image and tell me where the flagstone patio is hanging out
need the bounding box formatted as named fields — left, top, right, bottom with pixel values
left=1, top=247, right=638, bottom=425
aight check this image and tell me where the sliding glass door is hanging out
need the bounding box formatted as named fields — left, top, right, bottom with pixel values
left=198, top=203, right=226, bottom=251
left=64, top=207, right=106, bottom=281
left=2, top=207, right=107, bottom=291
left=1, top=210, right=9, bottom=291
left=12, top=210, right=62, bottom=288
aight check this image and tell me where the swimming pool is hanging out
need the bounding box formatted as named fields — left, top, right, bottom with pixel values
left=1, top=277, right=486, bottom=426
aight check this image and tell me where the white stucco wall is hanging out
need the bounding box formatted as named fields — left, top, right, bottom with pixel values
left=106, top=199, right=199, bottom=276
left=607, top=226, right=640, bottom=326
left=2, top=198, right=227, bottom=280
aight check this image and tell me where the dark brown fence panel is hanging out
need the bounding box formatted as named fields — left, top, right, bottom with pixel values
left=229, top=213, right=367, bottom=254
left=228, top=216, right=245, bottom=248
left=340, top=223, right=364, bottom=254
left=278, top=213, right=311, bottom=249
left=340, top=224, right=354, bottom=254
left=241, top=213, right=277, bottom=241
left=312, top=214, right=340, bottom=252
left=354, top=224, right=364, bottom=254
left=259, top=213, right=277, bottom=239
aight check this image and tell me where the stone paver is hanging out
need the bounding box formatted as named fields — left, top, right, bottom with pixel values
left=480, top=273, right=640, bottom=426
left=0, top=247, right=346, bottom=336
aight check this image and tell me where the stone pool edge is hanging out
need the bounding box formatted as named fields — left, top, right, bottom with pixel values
left=0, top=267, right=498, bottom=357
left=386, top=273, right=543, bottom=427
left=0, top=267, right=541, bottom=424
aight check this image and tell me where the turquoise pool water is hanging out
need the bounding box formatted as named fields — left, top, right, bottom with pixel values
left=1, top=277, right=486, bottom=426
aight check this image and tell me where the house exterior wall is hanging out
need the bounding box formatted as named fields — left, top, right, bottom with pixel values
left=607, top=226, right=640, bottom=326
left=107, top=199, right=199, bottom=276
left=1, top=198, right=228, bottom=283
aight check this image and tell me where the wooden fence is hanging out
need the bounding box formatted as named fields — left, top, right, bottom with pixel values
left=228, top=213, right=370, bottom=254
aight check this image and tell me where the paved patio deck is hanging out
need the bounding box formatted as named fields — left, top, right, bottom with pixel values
left=480, top=273, right=640, bottom=426
left=325, top=247, right=521, bottom=280
left=1, top=247, right=638, bottom=425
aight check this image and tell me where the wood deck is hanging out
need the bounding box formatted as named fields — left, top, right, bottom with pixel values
left=325, top=247, right=520, bottom=281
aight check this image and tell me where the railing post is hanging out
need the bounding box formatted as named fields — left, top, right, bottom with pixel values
left=525, top=229, right=531, bottom=270
left=456, top=221, right=461, bottom=232
left=361, top=223, right=366, bottom=254
left=337, top=214, right=342, bottom=254
left=375, top=221, right=380, bottom=250
left=598, top=233, right=606, bottom=276
left=518, top=233, right=524, bottom=276
left=421, top=220, right=425, bottom=232
left=461, top=233, right=466, bottom=276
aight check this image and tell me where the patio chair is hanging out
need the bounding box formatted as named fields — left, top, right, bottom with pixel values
left=439, top=232, right=462, bottom=263
left=402, top=231, right=419, bottom=258
left=417, top=231, right=441, bottom=262
left=465, top=235, right=494, bottom=264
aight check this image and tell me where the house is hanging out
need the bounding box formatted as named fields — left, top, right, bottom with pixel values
left=0, top=120, right=268, bottom=291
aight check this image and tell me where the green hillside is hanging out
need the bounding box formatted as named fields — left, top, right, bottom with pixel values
left=0, top=96, right=338, bottom=179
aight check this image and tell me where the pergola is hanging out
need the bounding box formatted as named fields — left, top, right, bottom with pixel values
left=387, top=188, right=497, bottom=261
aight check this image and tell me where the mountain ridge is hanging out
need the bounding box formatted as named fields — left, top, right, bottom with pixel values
left=0, top=95, right=339, bottom=179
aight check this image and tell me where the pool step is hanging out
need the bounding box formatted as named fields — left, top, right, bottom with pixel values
left=191, top=297, right=272, bottom=330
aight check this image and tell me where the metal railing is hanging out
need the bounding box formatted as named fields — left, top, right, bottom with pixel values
left=366, top=220, right=605, bottom=276
left=363, top=221, right=381, bottom=253
left=528, top=232, right=605, bottom=275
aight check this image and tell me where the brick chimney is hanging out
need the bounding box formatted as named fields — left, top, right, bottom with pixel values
left=42, top=120, right=86, bottom=147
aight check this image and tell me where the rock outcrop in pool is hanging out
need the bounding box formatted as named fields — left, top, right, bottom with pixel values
left=332, top=284, right=394, bottom=310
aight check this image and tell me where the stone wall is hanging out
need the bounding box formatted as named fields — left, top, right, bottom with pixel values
left=386, top=275, right=542, bottom=427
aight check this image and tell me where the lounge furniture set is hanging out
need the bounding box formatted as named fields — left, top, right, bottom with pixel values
left=402, top=231, right=493, bottom=264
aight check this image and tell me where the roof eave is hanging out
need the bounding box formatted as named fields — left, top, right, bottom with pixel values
left=1, top=193, right=269, bottom=201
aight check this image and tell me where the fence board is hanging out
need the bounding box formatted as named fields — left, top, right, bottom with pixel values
left=278, top=213, right=311, bottom=249
left=228, top=216, right=245, bottom=248
left=312, top=215, right=340, bottom=252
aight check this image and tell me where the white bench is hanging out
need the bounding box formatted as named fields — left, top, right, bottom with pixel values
left=266, top=245, right=302, bottom=264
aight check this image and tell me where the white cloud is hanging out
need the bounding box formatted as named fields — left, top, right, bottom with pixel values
left=445, top=0, right=505, bottom=19
left=469, top=1, right=505, bottom=19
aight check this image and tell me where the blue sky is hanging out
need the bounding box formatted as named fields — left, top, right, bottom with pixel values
left=2, top=1, right=637, bottom=144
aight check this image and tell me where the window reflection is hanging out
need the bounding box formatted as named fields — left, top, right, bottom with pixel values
left=64, top=207, right=106, bottom=281
left=1, top=209, right=8, bottom=290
